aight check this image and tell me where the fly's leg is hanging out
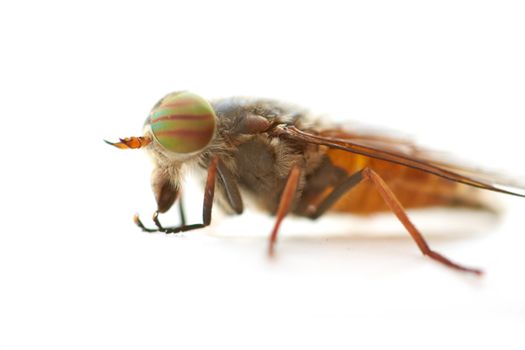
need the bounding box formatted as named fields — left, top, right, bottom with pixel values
left=268, top=165, right=302, bottom=256
left=363, top=168, right=482, bottom=274
left=178, top=194, right=186, bottom=227
left=134, top=157, right=218, bottom=234
left=307, top=170, right=364, bottom=220
left=306, top=168, right=482, bottom=275
left=133, top=216, right=158, bottom=233
left=137, top=194, right=187, bottom=230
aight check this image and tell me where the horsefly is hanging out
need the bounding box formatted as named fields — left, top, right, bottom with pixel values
left=106, top=91, right=525, bottom=275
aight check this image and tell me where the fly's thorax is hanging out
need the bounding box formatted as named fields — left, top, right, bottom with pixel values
left=145, top=91, right=217, bottom=159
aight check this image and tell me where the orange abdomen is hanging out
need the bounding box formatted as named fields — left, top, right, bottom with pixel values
left=304, top=149, right=484, bottom=215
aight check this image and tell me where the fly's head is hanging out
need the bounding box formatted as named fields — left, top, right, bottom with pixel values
left=106, top=91, right=217, bottom=213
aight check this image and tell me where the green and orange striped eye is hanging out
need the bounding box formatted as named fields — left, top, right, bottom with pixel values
left=147, top=92, right=217, bottom=154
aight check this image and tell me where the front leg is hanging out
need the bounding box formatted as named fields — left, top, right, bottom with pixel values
left=134, top=157, right=219, bottom=234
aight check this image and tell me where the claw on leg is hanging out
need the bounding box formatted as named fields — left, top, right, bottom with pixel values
left=152, top=211, right=165, bottom=231
left=133, top=212, right=188, bottom=234
left=133, top=212, right=205, bottom=234
left=133, top=214, right=158, bottom=233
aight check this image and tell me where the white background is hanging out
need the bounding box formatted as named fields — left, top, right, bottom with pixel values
left=1, top=1, right=525, bottom=349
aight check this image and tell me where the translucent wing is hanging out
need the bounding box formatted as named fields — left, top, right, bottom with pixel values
left=277, top=125, right=525, bottom=197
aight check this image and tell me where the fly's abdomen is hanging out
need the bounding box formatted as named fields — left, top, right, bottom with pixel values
left=300, top=149, right=488, bottom=215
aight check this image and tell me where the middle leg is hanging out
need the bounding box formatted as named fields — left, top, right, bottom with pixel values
left=268, top=165, right=302, bottom=256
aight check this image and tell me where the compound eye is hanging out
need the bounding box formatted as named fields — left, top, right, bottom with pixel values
left=148, top=92, right=216, bottom=154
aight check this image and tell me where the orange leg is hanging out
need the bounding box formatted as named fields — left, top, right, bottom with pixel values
left=268, top=165, right=302, bottom=256
left=361, top=168, right=482, bottom=275
left=308, top=167, right=482, bottom=274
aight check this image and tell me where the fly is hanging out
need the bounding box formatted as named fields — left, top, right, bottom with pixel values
left=105, top=91, right=525, bottom=275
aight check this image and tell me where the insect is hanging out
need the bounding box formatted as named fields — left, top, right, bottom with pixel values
left=106, top=91, right=525, bottom=275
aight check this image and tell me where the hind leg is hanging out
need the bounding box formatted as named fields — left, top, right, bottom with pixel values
left=305, top=168, right=482, bottom=275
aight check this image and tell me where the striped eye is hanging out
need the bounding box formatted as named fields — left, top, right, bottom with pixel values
left=147, top=92, right=216, bottom=154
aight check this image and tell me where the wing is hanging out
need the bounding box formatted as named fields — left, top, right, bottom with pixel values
left=276, top=125, right=525, bottom=197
